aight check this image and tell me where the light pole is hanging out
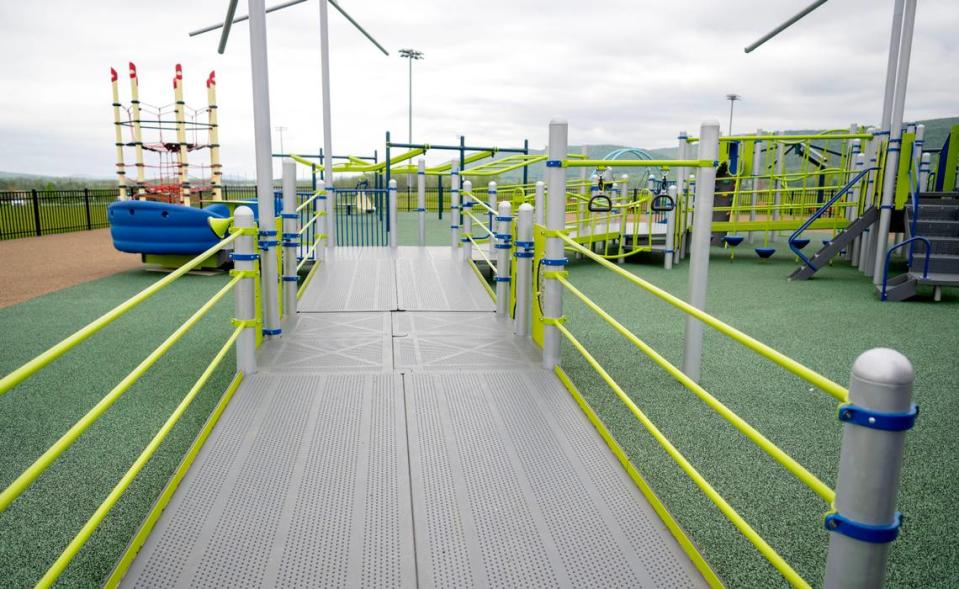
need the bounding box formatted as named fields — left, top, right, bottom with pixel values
left=274, top=125, right=287, bottom=153
left=725, top=94, right=741, bottom=136
left=399, top=48, right=423, bottom=200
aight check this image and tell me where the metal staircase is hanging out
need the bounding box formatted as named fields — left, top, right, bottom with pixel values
left=789, top=206, right=878, bottom=281
left=881, top=193, right=959, bottom=301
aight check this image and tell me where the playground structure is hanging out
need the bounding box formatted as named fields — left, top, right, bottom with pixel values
left=111, top=63, right=222, bottom=205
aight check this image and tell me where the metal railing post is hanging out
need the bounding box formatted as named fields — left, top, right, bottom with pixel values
left=824, top=348, right=916, bottom=589
left=417, top=158, right=426, bottom=246
left=750, top=131, right=763, bottom=244
left=618, top=174, right=629, bottom=265
left=543, top=119, right=568, bottom=370
left=450, top=161, right=460, bottom=253
left=488, top=181, right=498, bottom=263
left=514, top=203, right=534, bottom=336
left=83, top=188, right=92, bottom=230
left=316, top=179, right=326, bottom=261
left=850, top=153, right=867, bottom=266
left=534, top=180, right=545, bottom=226
left=495, top=200, right=513, bottom=317
left=234, top=206, right=257, bottom=373
left=682, top=120, right=720, bottom=383
left=31, top=189, right=42, bottom=236
left=389, top=179, right=398, bottom=248
left=664, top=184, right=677, bottom=270
left=462, top=180, right=473, bottom=260
left=281, top=160, right=298, bottom=329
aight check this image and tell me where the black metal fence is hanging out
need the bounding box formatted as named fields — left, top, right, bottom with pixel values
left=0, top=189, right=119, bottom=240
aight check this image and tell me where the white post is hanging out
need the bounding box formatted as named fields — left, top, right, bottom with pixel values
left=388, top=179, right=398, bottom=248
left=860, top=129, right=881, bottom=274
left=824, top=348, right=915, bottom=589
left=618, top=174, right=629, bottom=265
left=677, top=132, right=689, bottom=260
left=281, top=159, right=298, bottom=329
left=487, top=181, right=498, bottom=263
left=750, top=130, right=763, bottom=244
left=417, top=158, right=426, bottom=246
left=685, top=173, right=696, bottom=260
left=772, top=132, right=785, bottom=243
left=233, top=206, right=257, bottom=373
left=664, top=184, right=677, bottom=270
left=918, top=152, right=931, bottom=192
left=246, top=0, right=280, bottom=337
left=873, top=0, right=917, bottom=285
left=318, top=0, right=335, bottom=250
left=681, top=120, right=720, bottom=383
left=514, top=203, right=534, bottom=336
left=534, top=180, right=545, bottom=226
left=450, top=161, right=460, bottom=253
left=850, top=153, right=867, bottom=266
left=880, top=0, right=907, bottom=132
left=495, top=201, right=513, bottom=318
left=543, top=119, right=568, bottom=370
left=462, top=180, right=473, bottom=261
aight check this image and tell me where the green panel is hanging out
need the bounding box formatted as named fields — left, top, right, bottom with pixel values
left=943, top=125, right=959, bottom=192
left=895, top=132, right=915, bottom=210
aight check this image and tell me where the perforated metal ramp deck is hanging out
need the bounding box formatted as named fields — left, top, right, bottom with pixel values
left=121, top=247, right=709, bottom=588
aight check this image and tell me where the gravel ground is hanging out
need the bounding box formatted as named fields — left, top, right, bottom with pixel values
left=0, top=229, right=140, bottom=308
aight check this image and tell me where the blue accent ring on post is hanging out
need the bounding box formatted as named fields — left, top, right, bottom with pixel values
left=515, top=251, right=534, bottom=259
left=258, top=240, right=279, bottom=249
left=262, top=328, right=282, bottom=336
left=450, top=224, right=460, bottom=229
left=282, top=232, right=299, bottom=239
left=545, top=160, right=563, bottom=167
left=495, top=215, right=513, bottom=222
left=495, top=244, right=511, bottom=250
left=415, top=207, right=426, bottom=212
left=282, top=276, right=299, bottom=282
left=542, top=257, right=568, bottom=266
left=515, top=240, right=534, bottom=248
left=825, top=512, right=902, bottom=544
left=838, top=403, right=918, bottom=432
left=280, top=213, right=298, bottom=219
left=495, top=276, right=511, bottom=282
left=259, top=230, right=277, bottom=237
left=230, top=253, right=260, bottom=261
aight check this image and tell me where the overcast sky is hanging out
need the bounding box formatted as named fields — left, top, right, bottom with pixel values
left=0, top=0, right=955, bottom=179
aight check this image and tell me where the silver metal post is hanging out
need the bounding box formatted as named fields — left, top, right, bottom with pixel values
left=850, top=153, right=866, bottom=266
left=918, top=152, right=931, bottom=192
left=417, top=158, right=426, bottom=246
left=618, top=174, right=629, bottom=265
left=543, top=119, right=568, bottom=370
left=750, top=130, right=763, bottom=244
left=450, top=162, right=460, bottom=253
left=281, top=159, right=298, bottom=330
left=873, top=0, right=917, bottom=285
left=318, top=0, right=335, bottom=250
left=488, top=181, right=498, bottom=263
left=534, top=180, right=545, bottom=227
left=514, top=203, right=533, bottom=336
left=234, top=206, right=257, bottom=373
left=682, top=120, right=720, bottom=382
left=860, top=129, right=881, bottom=274
left=677, top=132, right=689, bottom=260
left=462, top=180, right=473, bottom=261
left=388, top=179, right=398, bottom=248
left=664, top=184, right=677, bottom=270
left=880, top=0, right=906, bottom=132
left=495, top=201, right=513, bottom=318
left=824, top=348, right=915, bottom=589
left=246, top=0, right=280, bottom=337
left=773, top=132, right=785, bottom=243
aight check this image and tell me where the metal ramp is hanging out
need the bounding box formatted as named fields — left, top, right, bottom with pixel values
left=120, top=247, right=709, bottom=588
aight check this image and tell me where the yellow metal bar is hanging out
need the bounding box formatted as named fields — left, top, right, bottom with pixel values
left=554, top=322, right=812, bottom=589
left=104, top=370, right=244, bottom=589
left=38, top=328, right=243, bottom=588
left=557, top=276, right=834, bottom=503
left=467, top=258, right=496, bottom=301
left=0, top=275, right=242, bottom=513
left=295, top=191, right=324, bottom=213
left=288, top=153, right=322, bottom=171
left=553, top=366, right=723, bottom=588
left=297, top=256, right=322, bottom=300
left=555, top=230, right=848, bottom=402
left=722, top=133, right=872, bottom=142
left=0, top=232, right=241, bottom=398
left=564, top=159, right=713, bottom=169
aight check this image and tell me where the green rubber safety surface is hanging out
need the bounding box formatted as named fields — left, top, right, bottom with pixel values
left=0, top=269, right=236, bottom=587
left=557, top=246, right=958, bottom=588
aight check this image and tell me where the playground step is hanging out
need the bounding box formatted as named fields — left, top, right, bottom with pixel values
left=907, top=203, right=959, bottom=221
left=790, top=206, right=877, bottom=281
left=911, top=218, right=959, bottom=237
left=910, top=253, right=959, bottom=275
left=919, top=236, right=959, bottom=255
left=880, top=273, right=918, bottom=301
left=918, top=191, right=959, bottom=202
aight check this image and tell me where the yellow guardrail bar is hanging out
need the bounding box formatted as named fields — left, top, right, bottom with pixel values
left=555, top=231, right=848, bottom=402
left=0, top=272, right=244, bottom=513
left=555, top=274, right=834, bottom=503
left=0, top=232, right=242, bottom=398
left=552, top=320, right=811, bottom=589
left=36, top=326, right=245, bottom=588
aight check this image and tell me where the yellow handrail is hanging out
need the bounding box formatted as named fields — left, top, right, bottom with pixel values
left=554, top=230, right=848, bottom=402
left=556, top=275, right=834, bottom=503
left=36, top=327, right=244, bottom=588
left=553, top=321, right=811, bottom=589
left=0, top=231, right=242, bottom=397
left=0, top=274, right=243, bottom=513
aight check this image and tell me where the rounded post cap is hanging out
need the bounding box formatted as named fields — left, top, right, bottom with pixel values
left=518, top=203, right=533, bottom=212
left=235, top=205, right=254, bottom=223
left=497, top=200, right=512, bottom=212
left=549, top=117, right=568, bottom=126
left=389, top=179, right=398, bottom=187
left=700, top=119, right=721, bottom=130
left=463, top=180, right=472, bottom=189
left=535, top=180, right=544, bottom=186
left=488, top=180, right=497, bottom=188
left=852, top=348, right=913, bottom=386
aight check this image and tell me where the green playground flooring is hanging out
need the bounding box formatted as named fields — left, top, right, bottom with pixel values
left=0, top=212, right=955, bottom=586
